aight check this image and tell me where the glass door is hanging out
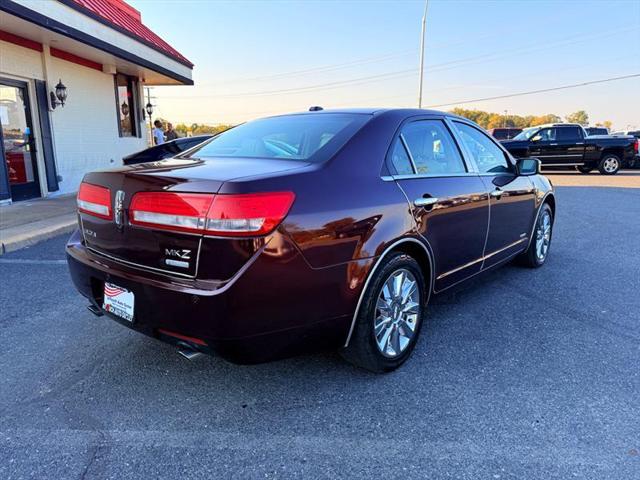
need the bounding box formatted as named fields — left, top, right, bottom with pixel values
left=0, top=80, right=41, bottom=201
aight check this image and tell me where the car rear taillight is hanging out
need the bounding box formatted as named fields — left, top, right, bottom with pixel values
left=129, top=191, right=295, bottom=237
left=206, top=192, right=295, bottom=236
left=634, top=139, right=639, bottom=154
left=77, top=182, right=112, bottom=220
left=129, top=192, right=214, bottom=233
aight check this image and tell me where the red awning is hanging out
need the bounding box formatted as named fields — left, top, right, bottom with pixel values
left=66, top=0, right=193, bottom=67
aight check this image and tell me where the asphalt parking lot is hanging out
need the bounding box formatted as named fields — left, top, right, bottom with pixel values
left=1, top=172, right=639, bottom=479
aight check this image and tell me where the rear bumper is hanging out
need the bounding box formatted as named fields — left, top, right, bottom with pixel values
left=66, top=229, right=361, bottom=363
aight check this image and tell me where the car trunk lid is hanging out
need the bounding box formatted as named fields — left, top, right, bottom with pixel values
left=78, top=157, right=306, bottom=278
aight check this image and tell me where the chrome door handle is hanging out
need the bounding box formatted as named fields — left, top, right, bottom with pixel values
left=490, top=189, right=503, bottom=198
left=414, top=197, right=439, bottom=208
left=549, top=143, right=558, bottom=146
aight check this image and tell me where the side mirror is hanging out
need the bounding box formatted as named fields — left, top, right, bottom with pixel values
left=517, top=157, right=540, bottom=176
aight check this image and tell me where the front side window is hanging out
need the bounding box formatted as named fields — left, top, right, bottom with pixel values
left=513, top=127, right=538, bottom=141
left=454, top=122, right=511, bottom=174
left=531, top=128, right=556, bottom=142
left=115, top=74, right=138, bottom=137
left=190, top=114, right=369, bottom=162
left=394, top=120, right=466, bottom=175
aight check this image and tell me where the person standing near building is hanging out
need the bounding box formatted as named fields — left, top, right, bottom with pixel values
left=165, top=122, right=178, bottom=141
left=152, top=120, right=165, bottom=145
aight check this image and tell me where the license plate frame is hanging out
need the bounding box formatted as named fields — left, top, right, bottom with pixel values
left=103, top=282, right=135, bottom=322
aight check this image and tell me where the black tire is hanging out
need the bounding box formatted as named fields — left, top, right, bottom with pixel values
left=518, top=203, right=553, bottom=268
left=576, top=165, right=593, bottom=174
left=341, top=252, right=427, bottom=373
left=598, top=154, right=621, bottom=175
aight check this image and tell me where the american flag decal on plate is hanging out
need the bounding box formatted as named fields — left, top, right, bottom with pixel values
left=104, top=284, right=126, bottom=297
left=103, top=282, right=135, bottom=322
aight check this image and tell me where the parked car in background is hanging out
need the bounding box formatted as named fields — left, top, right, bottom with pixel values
left=67, top=108, right=556, bottom=373
left=488, top=127, right=523, bottom=140
left=611, top=130, right=640, bottom=139
left=122, top=135, right=213, bottom=165
left=585, top=127, right=609, bottom=136
left=501, top=123, right=639, bottom=174
left=611, top=130, right=640, bottom=167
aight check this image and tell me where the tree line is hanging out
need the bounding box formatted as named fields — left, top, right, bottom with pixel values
left=450, top=108, right=612, bottom=130
left=174, top=123, right=234, bottom=137
left=153, top=118, right=234, bottom=137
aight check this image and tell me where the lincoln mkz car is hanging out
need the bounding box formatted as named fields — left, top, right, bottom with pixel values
left=67, top=109, right=555, bottom=372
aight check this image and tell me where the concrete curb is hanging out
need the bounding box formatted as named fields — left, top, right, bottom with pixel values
left=0, top=217, right=76, bottom=255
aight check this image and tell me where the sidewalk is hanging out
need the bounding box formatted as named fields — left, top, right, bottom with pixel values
left=0, top=194, right=77, bottom=254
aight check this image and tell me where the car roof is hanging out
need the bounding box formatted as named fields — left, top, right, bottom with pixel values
left=531, top=123, right=584, bottom=129
left=266, top=107, right=465, bottom=118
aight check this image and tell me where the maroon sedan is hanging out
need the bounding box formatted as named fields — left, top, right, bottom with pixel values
left=67, top=108, right=555, bottom=372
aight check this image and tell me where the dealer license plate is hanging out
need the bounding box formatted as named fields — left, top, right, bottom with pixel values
left=103, top=282, right=134, bottom=322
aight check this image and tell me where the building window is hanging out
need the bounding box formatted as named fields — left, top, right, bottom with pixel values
left=114, top=74, right=139, bottom=137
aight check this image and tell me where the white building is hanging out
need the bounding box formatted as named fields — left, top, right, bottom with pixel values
left=0, top=0, right=193, bottom=203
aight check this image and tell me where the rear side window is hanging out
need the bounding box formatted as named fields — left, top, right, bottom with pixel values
left=389, top=140, right=414, bottom=175
left=390, top=120, right=466, bottom=175
left=557, top=127, right=582, bottom=140
left=189, top=114, right=369, bottom=162
left=453, top=122, right=511, bottom=174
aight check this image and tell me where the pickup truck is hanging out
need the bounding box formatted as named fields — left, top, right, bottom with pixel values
left=500, top=123, right=639, bottom=175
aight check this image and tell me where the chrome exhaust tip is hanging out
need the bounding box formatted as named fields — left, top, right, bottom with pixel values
left=87, top=304, right=104, bottom=317
left=177, top=342, right=203, bottom=361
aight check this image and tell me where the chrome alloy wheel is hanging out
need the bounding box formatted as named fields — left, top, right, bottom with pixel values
left=602, top=156, right=619, bottom=173
left=535, top=210, right=552, bottom=261
left=374, top=268, right=421, bottom=358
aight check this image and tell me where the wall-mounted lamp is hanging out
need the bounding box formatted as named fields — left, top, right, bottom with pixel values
left=121, top=102, right=130, bottom=117
left=50, top=79, right=68, bottom=109
left=145, top=101, right=154, bottom=116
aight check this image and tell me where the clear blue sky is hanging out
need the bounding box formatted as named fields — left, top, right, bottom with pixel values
left=129, top=0, right=640, bottom=129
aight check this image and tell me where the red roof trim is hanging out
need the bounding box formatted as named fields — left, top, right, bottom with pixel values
left=60, top=0, right=193, bottom=68
left=50, top=47, right=103, bottom=71
left=0, top=29, right=43, bottom=52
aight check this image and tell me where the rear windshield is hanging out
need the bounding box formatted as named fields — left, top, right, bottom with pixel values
left=188, top=113, right=370, bottom=162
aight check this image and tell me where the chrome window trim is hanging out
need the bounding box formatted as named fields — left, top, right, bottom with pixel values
left=343, top=237, right=434, bottom=348
left=381, top=172, right=480, bottom=181
left=399, top=133, right=419, bottom=173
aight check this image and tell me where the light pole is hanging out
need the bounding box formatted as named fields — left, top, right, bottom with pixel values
left=503, top=110, right=507, bottom=128
left=417, top=0, right=429, bottom=108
